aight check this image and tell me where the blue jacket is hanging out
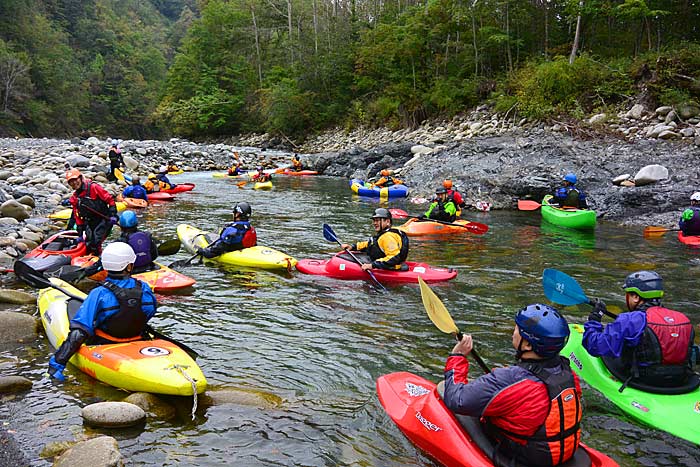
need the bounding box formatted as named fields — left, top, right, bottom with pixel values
left=70, top=277, right=157, bottom=336
left=122, top=185, right=148, bottom=201
left=156, top=173, right=172, bottom=185
left=582, top=311, right=646, bottom=358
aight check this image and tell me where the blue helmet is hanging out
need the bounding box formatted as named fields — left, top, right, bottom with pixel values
left=119, top=210, right=138, bottom=228
left=564, top=173, right=577, bottom=184
left=622, top=270, right=663, bottom=299
left=515, top=304, right=569, bottom=358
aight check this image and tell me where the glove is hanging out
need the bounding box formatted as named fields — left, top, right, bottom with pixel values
left=75, top=236, right=85, bottom=244
left=60, top=198, right=71, bottom=207
left=109, top=216, right=118, bottom=226
left=196, top=247, right=206, bottom=256
left=588, top=299, right=607, bottom=322
left=47, top=355, right=66, bottom=381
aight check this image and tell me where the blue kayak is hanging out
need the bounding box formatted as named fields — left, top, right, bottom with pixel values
left=349, top=179, right=408, bottom=199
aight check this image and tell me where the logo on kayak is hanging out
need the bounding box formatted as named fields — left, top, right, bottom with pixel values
left=631, top=401, right=649, bottom=413
left=261, top=249, right=273, bottom=255
left=556, top=282, right=565, bottom=294
left=416, top=411, right=442, bottom=432
left=92, top=352, right=103, bottom=360
left=339, top=264, right=346, bottom=271
left=568, top=352, right=583, bottom=371
left=405, top=382, right=430, bottom=397
left=414, top=267, right=426, bottom=274
left=140, top=346, right=170, bottom=357
left=694, top=401, right=700, bottom=413
left=663, top=316, right=675, bottom=323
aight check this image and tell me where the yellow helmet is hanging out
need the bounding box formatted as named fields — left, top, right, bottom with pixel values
left=147, top=173, right=156, bottom=179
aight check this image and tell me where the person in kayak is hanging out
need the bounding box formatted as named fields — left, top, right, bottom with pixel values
left=121, top=175, right=148, bottom=201
left=155, top=166, right=174, bottom=190
left=679, top=192, right=700, bottom=236
left=65, top=168, right=118, bottom=256
left=251, top=167, right=271, bottom=183
left=291, top=154, right=303, bottom=172
left=116, top=210, right=158, bottom=273
left=443, top=304, right=581, bottom=467
left=47, top=242, right=158, bottom=381
left=443, top=179, right=466, bottom=210
left=144, top=173, right=160, bottom=192
left=228, top=160, right=243, bottom=176
left=340, top=208, right=409, bottom=271
left=582, top=270, right=696, bottom=390
left=423, top=187, right=457, bottom=222
left=107, top=140, right=124, bottom=181
left=374, top=169, right=403, bottom=187
left=166, top=160, right=181, bottom=173
left=550, top=173, right=588, bottom=208
left=196, top=202, right=258, bottom=258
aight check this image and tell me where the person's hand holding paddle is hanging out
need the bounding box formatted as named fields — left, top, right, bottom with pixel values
left=451, top=334, right=473, bottom=357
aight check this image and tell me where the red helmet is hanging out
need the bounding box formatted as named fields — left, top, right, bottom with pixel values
left=65, top=168, right=82, bottom=181
left=443, top=179, right=453, bottom=189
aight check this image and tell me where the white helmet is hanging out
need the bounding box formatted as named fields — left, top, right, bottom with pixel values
left=101, top=242, right=136, bottom=272
left=159, top=165, right=167, bottom=173
left=691, top=192, right=700, bottom=202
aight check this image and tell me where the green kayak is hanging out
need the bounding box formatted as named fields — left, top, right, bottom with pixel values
left=562, top=323, right=700, bottom=445
left=541, top=195, right=596, bottom=230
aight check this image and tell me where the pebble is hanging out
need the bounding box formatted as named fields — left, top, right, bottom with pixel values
left=81, top=401, right=146, bottom=428
left=52, top=436, right=123, bottom=467
left=0, top=375, right=32, bottom=394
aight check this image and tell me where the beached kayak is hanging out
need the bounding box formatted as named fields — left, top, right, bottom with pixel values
left=38, top=278, right=206, bottom=395
left=177, top=224, right=297, bottom=271
left=296, top=252, right=457, bottom=283
left=253, top=181, right=273, bottom=190
left=562, top=323, right=700, bottom=445
left=162, top=183, right=195, bottom=194
left=147, top=192, right=176, bottom=202
left=397, top=218, right=475, bottom=236
left=349, top=178, right=409, bottom=199
left=678, top=231, right=700, bottom=246
left=377, top=372, right=619, bottom=467
left=541, top=195, right=596, bottom=230
left=19, top=230, right=88, bottom=273
left=48, top=201, right=128, bottom=220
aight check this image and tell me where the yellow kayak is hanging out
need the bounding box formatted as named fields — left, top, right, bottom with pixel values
left=48, top=202, right=127, bottom=220
left=176, top=224, right=297, bottom=271
left=253, top=181, right=273, bottom=190
left=39, top=279, right=206, bottom=395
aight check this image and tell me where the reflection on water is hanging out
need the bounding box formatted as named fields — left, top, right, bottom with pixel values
left=2, top=173, right=700, bottom=466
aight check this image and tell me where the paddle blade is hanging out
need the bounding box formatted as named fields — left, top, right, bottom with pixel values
left=13, top=260, right=52, bottom=288
left=389, top=208, right=409, bottom=219
left=322, top=224, right=339, bottom=244
left=157, top=239, right=181, bottom=256
left=418, top=277, right=460, bottom=335
left=542, top=268, right=590, bottom=306
left=237, top=181, right=247, bottom=188
left=517, top=200, right=541, bottom=211
left=463, top=221, right=489, bottom=235
left=643, top=226, right=670, bottom=238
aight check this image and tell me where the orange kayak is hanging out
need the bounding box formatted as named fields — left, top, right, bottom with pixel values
left=397, top=218, right=475, bottom=236
left=117, top=196, right=148, bottom=209
left=72, top=256, right=195, bottom=292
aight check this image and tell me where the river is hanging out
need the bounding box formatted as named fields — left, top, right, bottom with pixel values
left=1, top=171, right=699, bottom=466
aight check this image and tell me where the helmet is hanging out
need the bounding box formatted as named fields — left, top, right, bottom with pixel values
left=690, top=192, right=700, bottom=202
left=564, top=173, right=577, bottom=184
left=147, top=173, right=156, bottom=179
left=515, top=304, right=570, bottom=358
left=257, top=166, right=263, bottom=172
left=435, top=187, right=447, bottom=195
left=443, top=179, right=453, bottom=189
left=119, top=210, right=138, bottom=228
left=65, top=168, right=82, bottom=181
left=381, top=169, right=392, bottom=176
left=159, top=166, right=167, bottom=173
left=131, top=175, right=141, bottom=184
left=371, top=208, right=392, bottom=220
left=233, top=202, right=252, bottom=219
left=623, top=271, right=663, bottom=299
left=101, top=242, right=137, bottom=272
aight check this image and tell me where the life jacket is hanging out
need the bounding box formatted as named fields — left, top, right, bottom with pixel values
left=144, top=179, right=158, bottom=192
left=157, top=180, right=172, bottom=190
left=121, top=231, right=153, bottom=270
left=366, top=228, right=409, bottom=265
left=486, top=357, right=581, bottom=467
left=427, top=200, right=457, bottom=222
left=76, top=181, right=109, bottom=223
left=220, top=222, right=257, bottom=249
left=96, top=279, right=147, bottom=340
left=228, top=165, right=241, bottom=176
left=554, top=187, right=586, bottom=208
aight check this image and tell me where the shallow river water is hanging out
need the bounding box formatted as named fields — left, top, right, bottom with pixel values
left=2, top=172, right=700, bottom=466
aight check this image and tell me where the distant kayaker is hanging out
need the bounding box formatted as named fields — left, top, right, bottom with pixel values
left=291, top=154, right=303, bottom=172
left=679, top=192, right=700, bottom=236
left=374, top=169, right=403, bottom=187
left=551, top=173, right=588, bottom=208
left=166, top=160, right=181, bottom=173
left=155, top=166, right=174, bottom=190
left=442, top=304, right=582, bottom=467
left=107, top=139, right=124, bottom=181
left=47, top=242, right=158, bottom=381
left=228, top=161, right=243, bottom=176
left=197, top=202, right=257, bottom=258
left=443, top=179, right=466, bottom=210
left=65, top=168, right=117, bottom=256
left=117, top=210, right=158, bottom=273
left=423, top=187, right=457, bottom=222
left=340, top=208, right=409, bottom=271
left=582, top=270, right=697, bottom=390
left=121, top=175, right=148, bottom=201
left=144, top=173, right=160, bottom=192
left=251, top=167, right=271, bottom=183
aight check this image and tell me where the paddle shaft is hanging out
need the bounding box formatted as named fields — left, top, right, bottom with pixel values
left=322, top=224, right=387, bottom=291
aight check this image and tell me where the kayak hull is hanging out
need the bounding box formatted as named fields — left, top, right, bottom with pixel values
left=398, top=218, right=473, bottom=236
left=253, top=181, right=273, bottom=190
left=177, top=224, right=297, bottom=270
left=24, top=230, right=87, bottom=260
left=148, top=192, right=176, bottom=202
left=167, top=169, right=184, bottom=175
left=212, top=172, right=248, bottom=179
left=377, top=372, right=618, bottom=467
left=71, top=256, right=195, bottom=292
left=349, top=179, right=409, bottom=199
left=296, top=252, right=457, bottom=283
left=39, top=279, right=206, bottom=395
left=678, top=231, right=700, bottom=246
left=277, top=169, right=318, bottom=176
left=541, top=195, right=596, bottom=230
left=562, top=323, right=700, bottom=445
left=162, top=183, right=195, bottom=194
left=119, top=197, right=148, bottom=209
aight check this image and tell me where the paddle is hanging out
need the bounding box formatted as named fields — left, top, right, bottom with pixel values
left=643, top=226, right=681, bottom=238
left=237, top=181, right=247, bottom=188
left=517, top=200, right=542, bottom=211
left=417, top=277, right=490, bottom=374
left=407, top=217, right=489, bottom=235
left=542, top=268, right=617, bottom=319
left=322, top=223, right=387, bottom=292
left=114, top=168, right=131, bottom=186
left=13, top=260, right=200, bottom=359
left=157, top=239, right=181, bottom=256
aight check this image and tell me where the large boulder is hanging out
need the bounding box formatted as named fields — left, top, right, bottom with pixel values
left=625, top=104, right=645, bottom=120
left=634, top=164, right=669, bottom=186
left=0, top=289, right=36, bottom=304
left=0, top=311, right=37, bottom=342
left=81, top=401, right=146, bottom=428
left=53, top=436, right=123, bottom=467
left=123, top=392, right=176, bottom=420
left=678, top=103, right=700, bottom=120
left=0, top=376, right=32, bottom=394
left=66, top=154, right=91, bottom=168
left=0, top=200, right=29, bottom=221
left=123, top=156, right=139, bottom=170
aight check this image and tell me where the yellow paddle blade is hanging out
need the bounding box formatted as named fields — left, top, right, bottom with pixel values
left=418, top=277, right=460, bottom=335
left=114, top=168, right=125, bottom=182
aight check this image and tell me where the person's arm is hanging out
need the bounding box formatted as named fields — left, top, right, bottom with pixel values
left=582, top=311, right=646, bottom=357
left=140, top=281, right=158, bottom=320
left=93, top=183, right=116, bottom=208
left=424, top=202, right=437, bottom=219
left=445, top=202, right=457, bottom=216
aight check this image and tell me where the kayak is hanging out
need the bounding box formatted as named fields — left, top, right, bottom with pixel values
left=118, top=197, right=148, bottom=209
left=167, top=169, right=184, bottom=175
left=38, top=278, right=206, bottom=395
left=147, top=192, right=176, bottom=202
left=678, top=231, right=700, bottom=246
left=349, top=179, right=409, bottom=199
left=212, top=172, right=248, bottom=179
left=177, top=224, right=297, bottom=271
left=276, top=169, right=318, bottom=176
left=19, top=230, right=88, bottom=273
left=71, top=256, right=196, bottom=292
left=377, top=371, right=619, bottom=467
left=48, top=201, right=128, bottom=220
left=562, top=323, right=700, bottom=445
left=162, top=183, right=195, bottom=194
left=397, top=218, right=474, bottom=236
left=253, top=181, right=273, bottom=190
left=541, top=195, right=596, bottom=231
left=295, top=252, right=457, bottom=283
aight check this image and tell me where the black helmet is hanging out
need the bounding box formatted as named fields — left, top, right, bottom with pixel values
left=515, top=304, right=570, bottom=358
left=233, top=202, right=252, bottom=220
left=622, top=271, right=663, bottom=299
left=435, top=187, right=447, bottom=195
left=371, top=208, right=392, bottom=220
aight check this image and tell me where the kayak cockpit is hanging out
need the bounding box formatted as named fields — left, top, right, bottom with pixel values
left=602, top=355, right=700, bottom=395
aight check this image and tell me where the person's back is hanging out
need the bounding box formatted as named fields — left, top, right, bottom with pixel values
left=680, top=192, right=700, bottom=236
left=122, top=177, right=148, bottom=201
left=117, top=210, right=158, bottom=273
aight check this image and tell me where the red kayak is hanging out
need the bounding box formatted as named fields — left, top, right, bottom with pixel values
left=296, top=252, right=457, bottom=283
left=678, top=231, right=700, bottom=246
left=377, top=372, right=619, bottom=467
left=147, top=192, right=176, bottom=202
left=20, top=230, right=87, bottom=273
left=162, top=183, right=195, bottom=194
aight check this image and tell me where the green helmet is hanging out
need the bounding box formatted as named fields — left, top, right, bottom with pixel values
left=622, top=271, right=663, bottom=299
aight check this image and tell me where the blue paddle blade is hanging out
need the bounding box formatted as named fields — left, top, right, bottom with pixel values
left=542, top=268, right=590, bottom=306
left=322, top=224, right=338, bottom=243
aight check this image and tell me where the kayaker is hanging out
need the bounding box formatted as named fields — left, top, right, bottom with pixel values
left=423, top=187, right=457, bottom=222
left=117, top=210, right=158, bottom=273
left=443, top=304, right=582, bottom=467
left=47, top=242, right=158, bottom=381
left=374, top=169, right=403, bottom=187
left=65, top=168, right=118, bottom=256
left=679, top=192, right=700, bottom=236
left=551, top=173, right=588, bottom=208
left=166, top=160, right=180, bottom=173
left=340, top=208, right=409, bottom=271
left=443, top=179, right=466, bottom=210
left=121, top=176, right=148, bottom=201
left=228, top=161, right=243, bottom=176
left=144, top=173, right=160, bottom=192
left=155, top=166, right=174, bottom=190
left=196, top=202, right=258, bottom=258
left=107, top=140, right=124, bottom=181
left=251, top=167, right=271, bottom=183
left=582, top=270, right=696, bottom=390
left=291, top=154, right=303, bottom=172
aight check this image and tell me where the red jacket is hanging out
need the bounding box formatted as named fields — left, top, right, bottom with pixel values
left=69, top=180, right=116, bottom=226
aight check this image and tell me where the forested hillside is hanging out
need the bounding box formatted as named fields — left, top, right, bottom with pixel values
left=1, top=0, right=699, bottom=140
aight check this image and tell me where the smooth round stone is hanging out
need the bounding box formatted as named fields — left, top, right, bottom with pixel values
left=15, top=195, right=35, bottom=208
left=0, top=376, right=32, bottom=394
left=0, top=311, right=37, bottom=342
left=123, top=392, right=176, bottom=420
left=0, top=200, right=29, bottom=221
left=19, top=230, right=41, bottom=242
left=53, top=436, right=123, bottom=467
left=201, top=388, right=283, bottom=409
left=0, top=289, right=36, bottom=304
left=81, top=402, right=146, bottom=428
